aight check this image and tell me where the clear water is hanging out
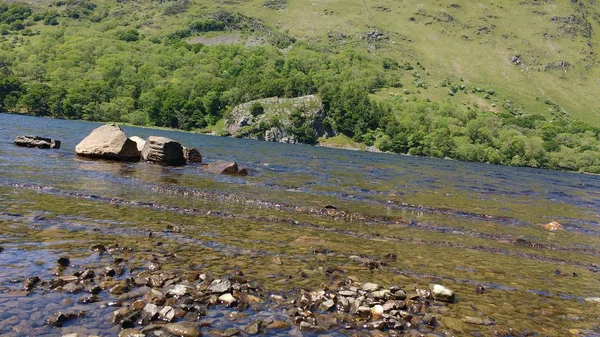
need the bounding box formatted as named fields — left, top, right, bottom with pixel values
left=1, top=113, right=599, bottom=336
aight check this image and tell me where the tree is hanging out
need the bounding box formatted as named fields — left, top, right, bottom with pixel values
left=18, top=82, right=51, bottom=115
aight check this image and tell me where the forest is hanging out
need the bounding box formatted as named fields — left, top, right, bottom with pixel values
left=2, top=1, right=600, bottom=173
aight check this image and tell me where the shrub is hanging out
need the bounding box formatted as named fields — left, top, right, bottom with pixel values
left=249, top=102, right=265, bottom=116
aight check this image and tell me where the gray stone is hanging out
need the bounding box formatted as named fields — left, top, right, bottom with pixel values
left=168, top=284, right=190, bottom=297
left=142, top=303, right=159, bottom=320
left=158, top=306, right=175, bottom=322
left=163, top=322, right=200, bottom=337
left=76, top=124, right=140, bottom=161
left=118, top=329, right=144, bottom=337
left=430, top=284, right=455, bottom=303
left=14, top=135, right=60, bottom=149
left=141, top=136, right=185, bottom=166
left=244, top=320, right=264, bottom=335
left=362, top=282, right=381, bottom=292
left=207, top=279, right=231, bottom=293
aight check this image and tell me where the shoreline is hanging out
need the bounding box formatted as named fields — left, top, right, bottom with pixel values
left=1, top=111, right=595, bottom=176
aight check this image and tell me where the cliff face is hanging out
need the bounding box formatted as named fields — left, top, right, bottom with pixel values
left=225, top=95, right=334, bottom=144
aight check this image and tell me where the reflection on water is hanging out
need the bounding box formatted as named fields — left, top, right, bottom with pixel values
left=1, top=113, right=600, bottom=336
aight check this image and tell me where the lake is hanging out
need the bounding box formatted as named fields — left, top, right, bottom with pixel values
left=1, top=113, right=599, bottom=336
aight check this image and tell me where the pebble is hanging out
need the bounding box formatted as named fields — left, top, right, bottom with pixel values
left=208, top=279, right=232, bottom=294
left=430, top=284, right=455, bottom=303
left=462, top=316, right=495, bottom=325
left=362, top=282, right=381, bottom=292
left=118, top=329, right=144, bottom=337
left=158, top=306, right=175, bottom=322
left=244, top=320, right=264, bottom=335
left=57, top=257, right=70, bottom=267
left=163, top=322, right=201, bottom=337
left=168, top=284, right=190, bottom=296
left=219, top=293, right=237, bottom=305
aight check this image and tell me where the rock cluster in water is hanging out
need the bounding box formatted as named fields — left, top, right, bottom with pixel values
left=17, top=245, right=455, bottom=337
left=15, top=123, right=248, bottom=175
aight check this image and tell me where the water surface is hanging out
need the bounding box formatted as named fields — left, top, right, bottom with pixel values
left=1, top=113, right=599, bottom=336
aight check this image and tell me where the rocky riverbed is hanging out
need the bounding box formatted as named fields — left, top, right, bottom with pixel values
left=2, top=243, right=456, bottom=337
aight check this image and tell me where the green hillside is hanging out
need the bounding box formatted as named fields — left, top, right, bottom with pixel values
left=2, top=0, right=600, bottom=172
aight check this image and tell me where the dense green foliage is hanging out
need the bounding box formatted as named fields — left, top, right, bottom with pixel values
left=2, top=0, right=600, bottom=173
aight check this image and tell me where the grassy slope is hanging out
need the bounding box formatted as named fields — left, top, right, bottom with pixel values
left=201, top=0, right=600, bottom=125
left=18, top=0, right=600, bottom=126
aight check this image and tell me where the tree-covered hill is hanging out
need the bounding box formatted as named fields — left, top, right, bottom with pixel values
left=2, top=0, right=600, bottom=172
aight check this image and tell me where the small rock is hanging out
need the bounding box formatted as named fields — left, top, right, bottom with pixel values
left=158, top=306, right=175, bottom=322
left=112, top=307, right=132, bottom=324
left=362, top=282, right=381, bottom=292
left=62, top=334, right=79, bottom=337
left=62, top=282, right=83, bottom=294
left=370, top=289, right=390, bottom=299
left=118, top=329, right=144, bottom=337
left=430, top=284, right=455, bottom=303
left=462, top=316, right=495, bottom=326
left=320, top=299, right=335, bottom=311
left=371, top=305, right=384, bottom=320
left=142, top=303, right=160, bottom=320
left=219, top=293, right=237, bottom=305
left=57, top=257, right=70, bottom=267
left=77, top=294, right=100, bottom=304
left=164, top=322, right=201, bottom=337
left=543, top=221, right=563, bottom=231
left=168, top=284, right=190, bottom=297
left=585, top=297, right=600, bottom=303
left=244, top=320, right=264, bottom=335
left=267, top=320, right=290, bottom=330
left=423, top=313, right=436, bottom=326
left=22, top=276, right=40, bottom=290
left=208, top=279, right=232, bottom=294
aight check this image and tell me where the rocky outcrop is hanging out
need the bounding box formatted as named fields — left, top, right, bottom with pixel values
left=14, top=135, right=61, bottom=149
left=183, top=147, right=202, bottom=163
left=75, top=124, right=140, bottom=161
left=141, top=136, right=185, bottom=166
left=129, top=136, right=146, bottom=152
left=205, top=160, right=248, bottom=176
left=224, top=95, right=334, bottom=144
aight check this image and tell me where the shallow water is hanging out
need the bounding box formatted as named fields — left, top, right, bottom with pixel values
left=1, top=113, right=599, bottom=336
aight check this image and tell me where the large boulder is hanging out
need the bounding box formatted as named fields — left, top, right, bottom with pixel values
left=75, top=124, right=140, bottom=161
left=141, top=136, right=185, bottom=166
left=183, top=147, right=202, bottom=163
left=129, top=136, right=146, bottom=152
left=14, top=135, right=61, bottom=149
